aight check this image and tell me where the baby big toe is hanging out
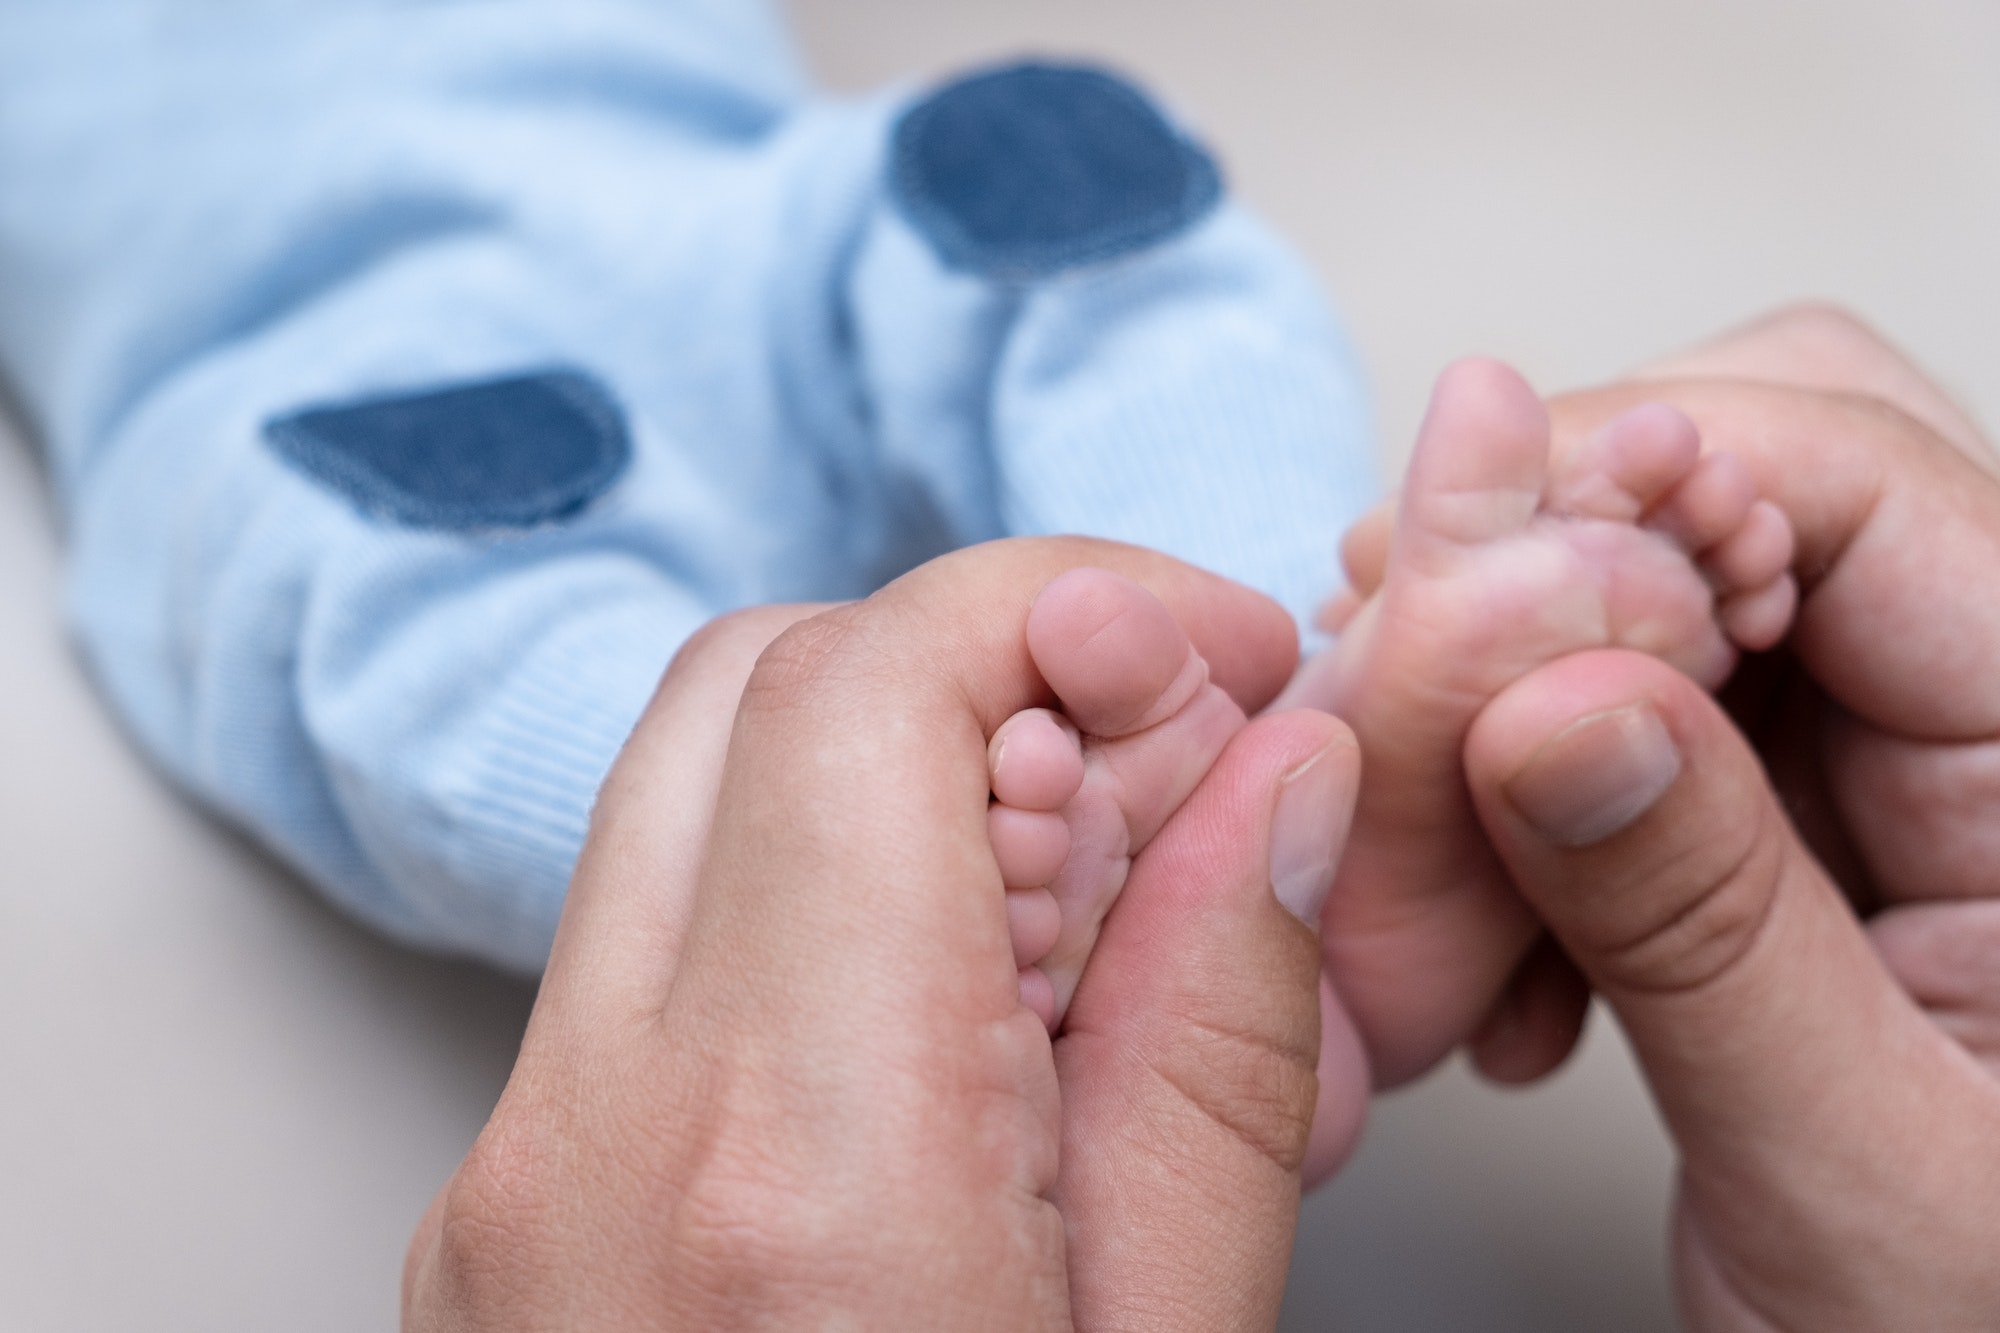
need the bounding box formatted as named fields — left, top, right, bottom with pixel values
left=1025, top=566, right=1241, bottom=849
left=1398, top=359, right=1553, bottom=554
left=1033, top=679, right=1246, bottom=1024
left=1026, top=568, right=1209, bottom=738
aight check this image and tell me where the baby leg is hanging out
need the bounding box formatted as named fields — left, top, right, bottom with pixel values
left=987, top=568, right=1248, bottom=1028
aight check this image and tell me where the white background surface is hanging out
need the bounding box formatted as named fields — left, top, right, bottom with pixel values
left=4, top=3, right=1998, bottom=1328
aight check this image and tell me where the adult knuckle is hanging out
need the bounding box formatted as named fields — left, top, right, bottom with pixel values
left=1759, top=299, right=1878, bottom=347
left=673, top=606, right=773, bottom=667
left=737, top=607, right=870, bottom=716
left=1593, top=801, right=1789, bottom=998
left=1158, top=1015, right=1320, bottom=1172
left=1755, top=301, right=1923, bottom=393
left=665, top=1151, right=861, bottom=1310
left=419, top=1121, right=567, bottom=1319
left=665, top=605, right=808, bottom=690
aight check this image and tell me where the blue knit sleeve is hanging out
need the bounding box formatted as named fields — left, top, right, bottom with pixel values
left=0, top=7, right=1379, bottom=972
left=0, top=0, right=820, bottom=968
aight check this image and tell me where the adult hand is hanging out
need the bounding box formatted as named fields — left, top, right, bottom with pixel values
left=1554, top=307, right=2000, bottom=915
left=1337, top=306, right=2000, bottom=1079
left=1460, top=308, right=2000, bottom=1328
left=402, top=537, right=1365, bottom=1330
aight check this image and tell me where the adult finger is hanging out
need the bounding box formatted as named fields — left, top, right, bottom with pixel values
left=1465, top=649, right=2000, bottom=1324
left=537, top=604, right=828, bottom=1029
left=404, top=602, right=828, bottom=1324
left=1055, top=708, right=1363, bottom=1332
left=1628, top=302, right=1992, bottom=462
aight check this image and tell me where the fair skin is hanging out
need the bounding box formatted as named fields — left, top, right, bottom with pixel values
left=1338, top=306, right=2000, bottom=1084
left=981, top=565, right=1268, bottom=1029
left=1273, top=356, right=1796, bottom=1102
left=409, top=306, right=2000, bottom=1328
left=403, top=538, right=1368, bottom=1330
left=1467, top=309, right=2000, bottom=1329
left=982, top=355, right=1802, bottom=1197
left=1342, top=304, right=2000, bottom=1326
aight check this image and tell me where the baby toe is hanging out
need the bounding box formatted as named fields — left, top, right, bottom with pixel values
left=1646, top=450, right=1756, bottom=554
left=1397, top=359, right=1551, bottom=554
left=1720, top=575, right=1799, bottom=652
left=1551, top=402, right=1702, bottom=522
left=1339, top=498, right=1395, bottom=597
left=990, top=708, right=1084, bottom=811
left=989, top=805, right=1071, bottom=889
left=1701, top=499, right=1796, bottom=594
left=1018, top=967, right=1058, bottom=1031
left=1006, top=888, right=1062, bottom=968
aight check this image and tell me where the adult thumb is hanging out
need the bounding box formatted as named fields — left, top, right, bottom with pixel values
left=1462, top=651, right=1988, bottom=1295
left=1053, top=708, right=1367, bottom=1333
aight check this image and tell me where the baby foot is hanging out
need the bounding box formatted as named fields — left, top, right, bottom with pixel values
left=1290, top=358, right=1797, bottom=1086
left=987, top=568, right=1249, bottom=1029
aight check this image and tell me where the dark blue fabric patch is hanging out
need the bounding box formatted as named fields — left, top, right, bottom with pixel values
left=890, top=62, right=1224, bottom=280
left=264, top=370, right=630, bottom=530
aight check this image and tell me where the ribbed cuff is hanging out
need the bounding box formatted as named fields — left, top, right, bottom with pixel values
left=410, top=594, right=694, bottom=971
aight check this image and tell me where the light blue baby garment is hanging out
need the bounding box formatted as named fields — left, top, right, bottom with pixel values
left=0, top=0, right=1377, bottom=971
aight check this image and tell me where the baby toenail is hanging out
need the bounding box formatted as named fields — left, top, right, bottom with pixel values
left=1503, top=703, right=1681, bottom=848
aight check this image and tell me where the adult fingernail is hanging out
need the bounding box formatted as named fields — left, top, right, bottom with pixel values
left=1504, top=703, right=1681, bottom=849
left=1271, top=746, right=1345, bottom=925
